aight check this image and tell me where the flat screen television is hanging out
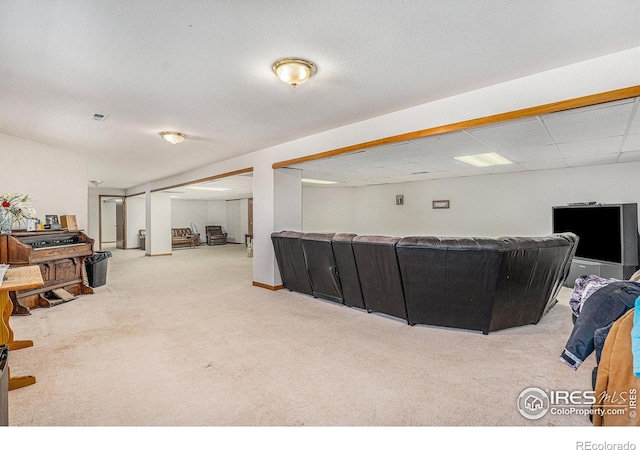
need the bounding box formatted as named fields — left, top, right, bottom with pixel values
left=552, top=203, right=639, bottom=266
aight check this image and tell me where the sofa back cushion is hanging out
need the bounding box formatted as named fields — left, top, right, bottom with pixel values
left=490, top=234, right=576, bottom=332
left=271, top=231, right=313, bottom=295
left=396, top=236, right=503, bottom=332
left=300, top=233, right=343, bottom=303
left=172, top=228, right=193, bottom=238
left=206, top=225, right=225, bottom=236
left=352, top=235, right=407, bottom=321
left=332, top=233, right=365, bottom=309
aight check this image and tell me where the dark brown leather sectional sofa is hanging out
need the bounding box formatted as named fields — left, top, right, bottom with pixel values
left=271, top=231, right=578, bottom=334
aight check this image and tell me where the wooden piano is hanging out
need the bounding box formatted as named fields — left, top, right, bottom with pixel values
left=0, top=230, right=94, bottom=314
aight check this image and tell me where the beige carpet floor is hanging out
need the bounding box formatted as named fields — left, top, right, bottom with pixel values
left=7, top=244, right=597, bottom=428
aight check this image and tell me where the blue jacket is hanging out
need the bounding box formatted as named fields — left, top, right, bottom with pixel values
left=633, top=297, right=640, bottom=377
left=561, top=281, right=640, bottom=370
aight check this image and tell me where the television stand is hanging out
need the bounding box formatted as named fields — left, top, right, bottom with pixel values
left=564, top=258, right=639, bottom=287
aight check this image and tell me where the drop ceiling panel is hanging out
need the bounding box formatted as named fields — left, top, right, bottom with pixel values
left=565, top=154, right=620, bottom=167
left=486, top=163, right=527, bottom=175
left=337, top=151, right=413, bottom=167
left=409, top=131, right=492, bottom=157
left=346, top=165, right=409, bottom=177
left=541, top=100, right=635, bottom=143
left=557, top=136, right=623, bottom=158
left=622, top=133, right=640, bottom=152
left=366, top=141, right=418, bottom=157
left=498, top=144, right=564, bottom=163
left=301, top=169, right=361, bottom=183
left=519, top=160, right=569, bottom=171
left=466, top=118, right=553, bottom=150
left=384, top=162, right=434, bottom=175
left=395, top=148, right=452, bottom=165
left=618, top=150, right=640, bottom=163
left=628, top=103, right=640, bottom=134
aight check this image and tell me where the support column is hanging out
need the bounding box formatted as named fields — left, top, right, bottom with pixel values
left=145, top=190, right=172, bottom=256
left=252, top=164, right=302, bottom=289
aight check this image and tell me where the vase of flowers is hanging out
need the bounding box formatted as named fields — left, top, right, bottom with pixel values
left=0, top=193, right=37, bottom=233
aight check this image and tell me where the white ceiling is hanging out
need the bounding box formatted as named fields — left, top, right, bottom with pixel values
left=1, top=1, right=639, bottom=194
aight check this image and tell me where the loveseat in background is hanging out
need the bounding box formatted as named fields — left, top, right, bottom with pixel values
left=138, top=228, right=200, bottom=250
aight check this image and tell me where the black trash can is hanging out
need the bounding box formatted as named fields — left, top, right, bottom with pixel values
left=85, top=251, right=112, bottom=288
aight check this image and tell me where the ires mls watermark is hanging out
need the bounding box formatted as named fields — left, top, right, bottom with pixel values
left=517, top=387, right=637, bottom=420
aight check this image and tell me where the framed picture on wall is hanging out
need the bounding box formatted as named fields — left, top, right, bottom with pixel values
left=432, top=200, right=450, bottom=209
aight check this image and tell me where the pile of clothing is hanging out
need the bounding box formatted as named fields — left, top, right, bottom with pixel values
left=561, top=270, right=640, bottom=426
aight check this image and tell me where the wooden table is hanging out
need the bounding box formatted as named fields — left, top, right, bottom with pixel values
left=0, top=265, right=44, bottom=390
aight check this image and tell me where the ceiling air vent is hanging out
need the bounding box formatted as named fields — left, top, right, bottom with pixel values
left=89, top=112, right=109, bottom=121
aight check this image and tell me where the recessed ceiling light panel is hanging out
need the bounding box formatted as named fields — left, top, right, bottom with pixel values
left=302, top=178, right=338, bottom=184
left=454, top=152, right=513, bottom=167
left=186, top=186, right=231, bottom=191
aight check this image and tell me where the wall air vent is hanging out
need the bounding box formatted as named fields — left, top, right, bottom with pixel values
left=89, top=113, right=109, bottom=121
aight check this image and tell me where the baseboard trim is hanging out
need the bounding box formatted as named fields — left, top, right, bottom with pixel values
left=252, top=281, right=284, bottom=291
left=146, top=253, right=172, bottom=257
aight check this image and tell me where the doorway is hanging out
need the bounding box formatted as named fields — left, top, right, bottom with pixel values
left=99, top=195, right=125, bottom=250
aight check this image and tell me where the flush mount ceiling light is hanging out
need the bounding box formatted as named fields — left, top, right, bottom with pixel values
left=159, top=131, right=187, bottom=144
left=454, top=152, right=513, bottom=167
left=272, top=58, right=317, bottom=87
left=89, top=180, right=103, bottom=186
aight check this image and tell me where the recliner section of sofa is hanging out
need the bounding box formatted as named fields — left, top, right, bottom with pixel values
left=299, top=232, right=343, bottom=303
left=271, top=230, right=578, bottom=333
left=352, top=235, right=407, bottom=321
left=396, top=236, right=503, bottom=333
left=271, top=231, right=313, bottom=296
left=331, top=233, right=365, bottom=309
left=489, top=234, right=576, bottom=332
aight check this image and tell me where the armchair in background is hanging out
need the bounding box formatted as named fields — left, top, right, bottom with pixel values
left=206, top=225, right=227, bottom=245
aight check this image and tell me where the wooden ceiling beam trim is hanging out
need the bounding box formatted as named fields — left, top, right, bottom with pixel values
left=272, top=85, right=640, bottom=169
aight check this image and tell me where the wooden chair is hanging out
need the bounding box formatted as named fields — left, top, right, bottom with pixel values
left=206, top=226, right=227, bottom=245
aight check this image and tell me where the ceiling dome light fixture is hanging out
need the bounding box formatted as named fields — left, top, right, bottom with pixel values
left=160, top=131, right=187, bottom=144
left=272, top=58, right=317, bottom=87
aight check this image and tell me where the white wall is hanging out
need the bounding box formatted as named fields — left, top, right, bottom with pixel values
left=224, top=198, right=252, bottom=244
left=303, top=187, right=356, bottom=233
left=226, top=200, right=242, bottom=243
left=0, top=133, right=88, bottom=231
left=302, top=162, right=640, bottom=238
left=207, top=201, right=227, bottom=231
left=126, top=195, right=145, bottom=249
